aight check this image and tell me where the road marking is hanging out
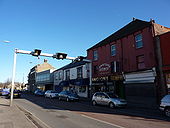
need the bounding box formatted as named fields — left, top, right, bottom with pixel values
left=81, top=114, right=125, bottom=128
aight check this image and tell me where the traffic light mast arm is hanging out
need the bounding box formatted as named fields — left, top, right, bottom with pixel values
left=15, top=49, right=76, bottom=60
left=15, top=49, right=32, bottom=55
left=66, top=56, right=76, bottom=60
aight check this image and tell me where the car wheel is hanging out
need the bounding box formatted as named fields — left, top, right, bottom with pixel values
left=164, top=107, right=170, bottom=117
left=50, top=95, right=52, bottom=99
left=59, top=97, right=61, bottom=100
left=66, top=97, right=70, bottom=102
left=109, top=102, right=115, bottom=108
left=92, top=100, right=97, bottom=106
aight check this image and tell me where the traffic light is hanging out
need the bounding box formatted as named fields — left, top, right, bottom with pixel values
left=31, top=49, right=41, bottom=57
left=53, top=53, right=67, bottom=60
left=77, top=56, right=86, bottom=61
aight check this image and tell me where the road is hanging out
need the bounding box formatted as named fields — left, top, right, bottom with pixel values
left=13, top=93, right=170, bottom=128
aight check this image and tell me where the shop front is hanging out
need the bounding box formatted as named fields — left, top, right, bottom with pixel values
left=70, top=78, right=89, bottom=98
left=165, top=73, right=170, bottom=94
left=58, top=78, right=89, bottom=98
left=91, top=74, right=124, bottom=98
left=123, top=69, right=157, bottom=106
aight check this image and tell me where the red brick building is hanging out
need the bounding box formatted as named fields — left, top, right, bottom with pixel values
left=156, top=32, right=170, bottom=94
left=87, top=19, right=170, bottom=105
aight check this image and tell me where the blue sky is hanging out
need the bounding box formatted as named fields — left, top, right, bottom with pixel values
left=0, top=0, right=170, bottom=83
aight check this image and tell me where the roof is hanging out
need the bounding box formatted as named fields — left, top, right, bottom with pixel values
left=87, top=19, right=151, bottom=51
left=157, top=31, right=170, bottom=37
left=54, top=61, right=88, bottom=72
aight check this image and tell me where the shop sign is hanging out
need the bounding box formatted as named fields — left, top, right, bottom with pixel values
left=110, top=75, right=123, bottom=81
left=99, top=63, right=110, bottom=72
left=92, top=76, right=109, bottom=82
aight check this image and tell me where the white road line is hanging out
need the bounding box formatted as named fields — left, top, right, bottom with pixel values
left=81, top=114, right=125, bottom=128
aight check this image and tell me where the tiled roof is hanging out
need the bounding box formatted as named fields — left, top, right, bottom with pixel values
left=87, top=19, right=151, bottom=50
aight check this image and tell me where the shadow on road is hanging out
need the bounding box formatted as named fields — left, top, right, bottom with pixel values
left=16, top=92, right=170, bottom=123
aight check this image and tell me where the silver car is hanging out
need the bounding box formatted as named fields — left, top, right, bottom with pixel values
left=44, top=90, right=58, bottom=98
left=159, top=94, right=170, bottom=117
left=92, top=92, right=127, bottom=108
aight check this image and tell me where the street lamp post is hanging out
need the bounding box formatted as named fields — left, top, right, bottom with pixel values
left=1, top=40, right=11, bottom=43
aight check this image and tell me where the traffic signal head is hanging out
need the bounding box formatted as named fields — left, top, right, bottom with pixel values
left=31, top=49, right=41, bottom=56
left=77, top=56, right=86, bottom=61
left=53, top=53, right=67, bottom=60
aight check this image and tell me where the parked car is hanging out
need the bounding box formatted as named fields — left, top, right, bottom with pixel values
left=92, top=92, right=127, bottom=108
left=0, top=89, right=3, bottom=96
left=159, top=94, right=170, bottom=117
left=6, top=90, right=22, bottom=98
left=45, top=90, right=59, bottom=98
left=34, top=89, right=45, bottom=96
left=58, top=91, right=79, bottom=102
left=1, top=89, right=10, bottom=96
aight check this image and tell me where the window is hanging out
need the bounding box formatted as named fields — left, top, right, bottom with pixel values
left=111, top=61, right=121, bottom=73
left=111, top=44, right=116, bottom=56
left=137, top=55, right=145, bottom=69
left=59, top=72, right=62, bottom=80
left=79, top=86, right=86, bottom=93
left=77, top=67, right=83, bottom=79
left=135, top=34, right=143, bottom=48
left=36, top=74, right=50, bottom=82
left=65, top=70, right=70, bottom=80
left=55, top=73, right=59, bottom=80
left=93, top=50, right=98, bottom=61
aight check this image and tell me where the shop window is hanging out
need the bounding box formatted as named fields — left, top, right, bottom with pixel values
left=93, top=50, right=98, bottom=61
left=77, top=67, right=83, bottom=79
left=111, top=44, right=116, bottom=56
left=135, top=34, right=143, bottom=48
left=79, top=86, right=86, bottom=93
left=137, top=55, right=145, bottom=69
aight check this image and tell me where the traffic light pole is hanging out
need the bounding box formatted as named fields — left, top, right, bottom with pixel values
left=10, top=49, right=17, bottom=106
left=10, top=48, right=77, bottom=106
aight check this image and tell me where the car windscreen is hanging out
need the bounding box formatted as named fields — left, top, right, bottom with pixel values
left=51, top=91, right=57, bottom=93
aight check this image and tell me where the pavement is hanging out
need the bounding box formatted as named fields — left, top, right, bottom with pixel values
left=0, top=96, right=36, bottom=128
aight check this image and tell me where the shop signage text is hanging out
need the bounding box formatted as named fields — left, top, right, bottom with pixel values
left=99, top=63, right=110, bottom=72
left=92, top=76, right=109, bottom=82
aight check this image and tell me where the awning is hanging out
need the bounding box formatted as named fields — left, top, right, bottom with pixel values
left=59, top=81, right=69, bottom=87
left=124, top=69, right=156, bottom=84
left=70, top=78, right=89, bottom=86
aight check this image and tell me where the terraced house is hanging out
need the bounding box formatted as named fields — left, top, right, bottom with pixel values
left=87, top=18, right=170, bottom=106
left=54, top=60, right=91, bottom=98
